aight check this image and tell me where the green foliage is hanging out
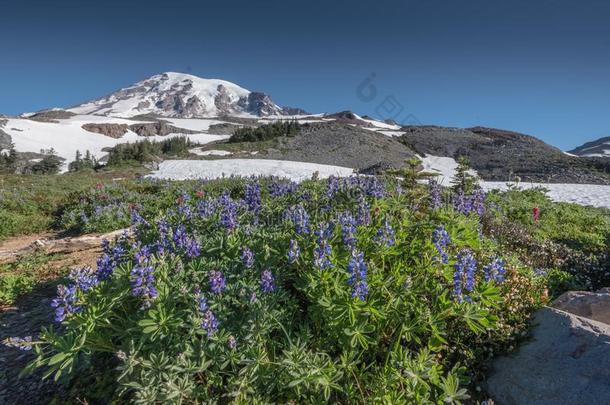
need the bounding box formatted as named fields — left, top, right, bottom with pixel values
left=387, top=157, right=433, bottom=189
left=484, top=187, right=610, bottom=290
left=229, top=120, right=300, bottom=143
left=0, top=168, right=145, bottom=241
left=0, top=143, right=18, bottom=174
left=30, top=149, right=63, bottom=174
left=68, top=150, right=97, bottom=172
left=106, top=136, right=193, bottom=166
left=28, top=176, right=544, bottom=403
left=0, top=253, right=56, bottom=305
left=451, top=156, right=478, bottom=194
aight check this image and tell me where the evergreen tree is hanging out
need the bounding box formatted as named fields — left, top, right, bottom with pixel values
left=388, top=157, right=433, bottom=189
left=0, top=143, right=18, bottom=173
left=451, top=156, right=478, bottom=194
left=31, top=150, right=62, bottom=174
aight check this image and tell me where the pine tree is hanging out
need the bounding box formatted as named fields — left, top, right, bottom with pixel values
left=451, top=156, right=478, bottom=194
left=388, top=157, right=433, bottom=190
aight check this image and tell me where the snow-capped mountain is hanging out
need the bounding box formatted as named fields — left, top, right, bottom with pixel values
left=568, top=136, right=610, bottom=157
left=67, top=72, right=306, bottom=118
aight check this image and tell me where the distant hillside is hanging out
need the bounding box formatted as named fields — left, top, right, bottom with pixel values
left=398, top=126, right=610, bottom=184
left=569, top=136, right=610, bottom=157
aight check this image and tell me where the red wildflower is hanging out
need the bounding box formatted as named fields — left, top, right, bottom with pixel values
left=532, top=207, right=540, bottom=222
left=196, top=191, right=205, bottom=199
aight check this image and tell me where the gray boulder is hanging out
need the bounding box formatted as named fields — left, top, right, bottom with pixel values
left=485, top=307, right=610, bottom=404
left=552, top=288, right=610, bottom=325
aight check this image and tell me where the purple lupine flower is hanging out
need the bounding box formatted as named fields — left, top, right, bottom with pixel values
left=285, top=204, right=310, bottom=235
left=432, top=225, right=451, bottom=264
left=134, top=245, right=152, bottom=265
left=177, top=203, right=193, bottom=221
left=218, top=193, right=238, bottom=231
left=452, top=191, right=469, bottom=215
left=534, top=268, right=547, bottom=277
left=287, top=239, right=300, bottom=264
left=429, top=178, right=442, bottom=210
left=453, top=250, right=477, bottom=302
left=209, top=270, right=226, bottom=294
left=338, top=212, right=357, bottom=247
left=483, top=258, right=506, bottom=283
left=227, top=335, right=237, bottom=349
left=472, top=188, right=486, bottom=217
left=375, top=219, right=395, bottom=247
left=347, top=251, right=369, bottom=300
left=395, top=183, right=404, bottom=196
left=327, top=176, right=340, bottom=199
left=313, top=223, right=333, bottom=270
left=131, top=210, right=148, bottom=226
left=51, top=284, right=79, bottom=322
left=249, top=292, right=257, bottom=304
left=96, top=253, right=114, bottom=280
left=185, top=238, right=201, bottom=258
left=269, top=181, right=297, bottom=197
left=244, top=182, right=262, bottom=214
left=96, top=242, right=127, bottom=281
left=197, top=295, right=208, bottom=312
left=197, top=199, right=217, bottom=218
left=355, top=195, right=371, bottom=225
left=130, top=265, right=157, bottom=300
left=363, top=177, right=385, bottom=199
left=69, top=267, right=99, bottom=292
left=201, top=310, right=219, bottom=336
left=172, top=224, right=189, bottom=250
left=3, top=336, right=33, bottom=351
left=260, top=270, right=276, bottom=293
left=241, top=247, right=255, bottom=268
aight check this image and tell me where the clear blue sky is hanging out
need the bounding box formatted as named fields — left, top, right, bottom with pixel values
left=2, top=0, right=609, bottom=150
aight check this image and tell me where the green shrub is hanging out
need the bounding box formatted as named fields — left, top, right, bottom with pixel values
left=484, top=187, right=610, bottom=290
left=23, top=177, right=544, bottom=403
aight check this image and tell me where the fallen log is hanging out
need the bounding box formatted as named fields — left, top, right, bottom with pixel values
left=0, top=228, right=131, bottom=265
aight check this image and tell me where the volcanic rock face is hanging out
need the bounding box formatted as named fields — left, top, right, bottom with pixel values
left=67, top=72, right=305, bottom=118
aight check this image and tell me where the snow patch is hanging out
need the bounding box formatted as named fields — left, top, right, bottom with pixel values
left=481, top=182, right=610, bottom=209
left=418, top=155, right=477, bottom=185
left=147, top=159, right=354, bottom=182
left=190, top=149, right=233, bottom=156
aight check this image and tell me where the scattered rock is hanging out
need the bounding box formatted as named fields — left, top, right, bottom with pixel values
left=552, top=288, right=610, bottom=324
left=485, top=307, right=610, bottom=404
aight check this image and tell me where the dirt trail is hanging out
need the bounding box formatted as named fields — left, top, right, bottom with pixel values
left=0, top=228, right=129, bottom=265
left=0, top=229, right=129, bottom=403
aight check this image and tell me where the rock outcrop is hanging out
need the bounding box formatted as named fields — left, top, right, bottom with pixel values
left=485, top=307, right=610, bottom=404
left=82, top=123, right=129, bottom=138
left=127, top=122, right=198, bottom=137
left=552, top=288, right=610, bottom=325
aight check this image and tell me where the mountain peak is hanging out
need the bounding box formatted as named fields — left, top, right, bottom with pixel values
left=67, top=72, right=304, bottom=118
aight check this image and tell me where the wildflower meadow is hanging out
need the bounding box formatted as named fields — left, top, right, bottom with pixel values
left=10, top=175, right=549, bottom=402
